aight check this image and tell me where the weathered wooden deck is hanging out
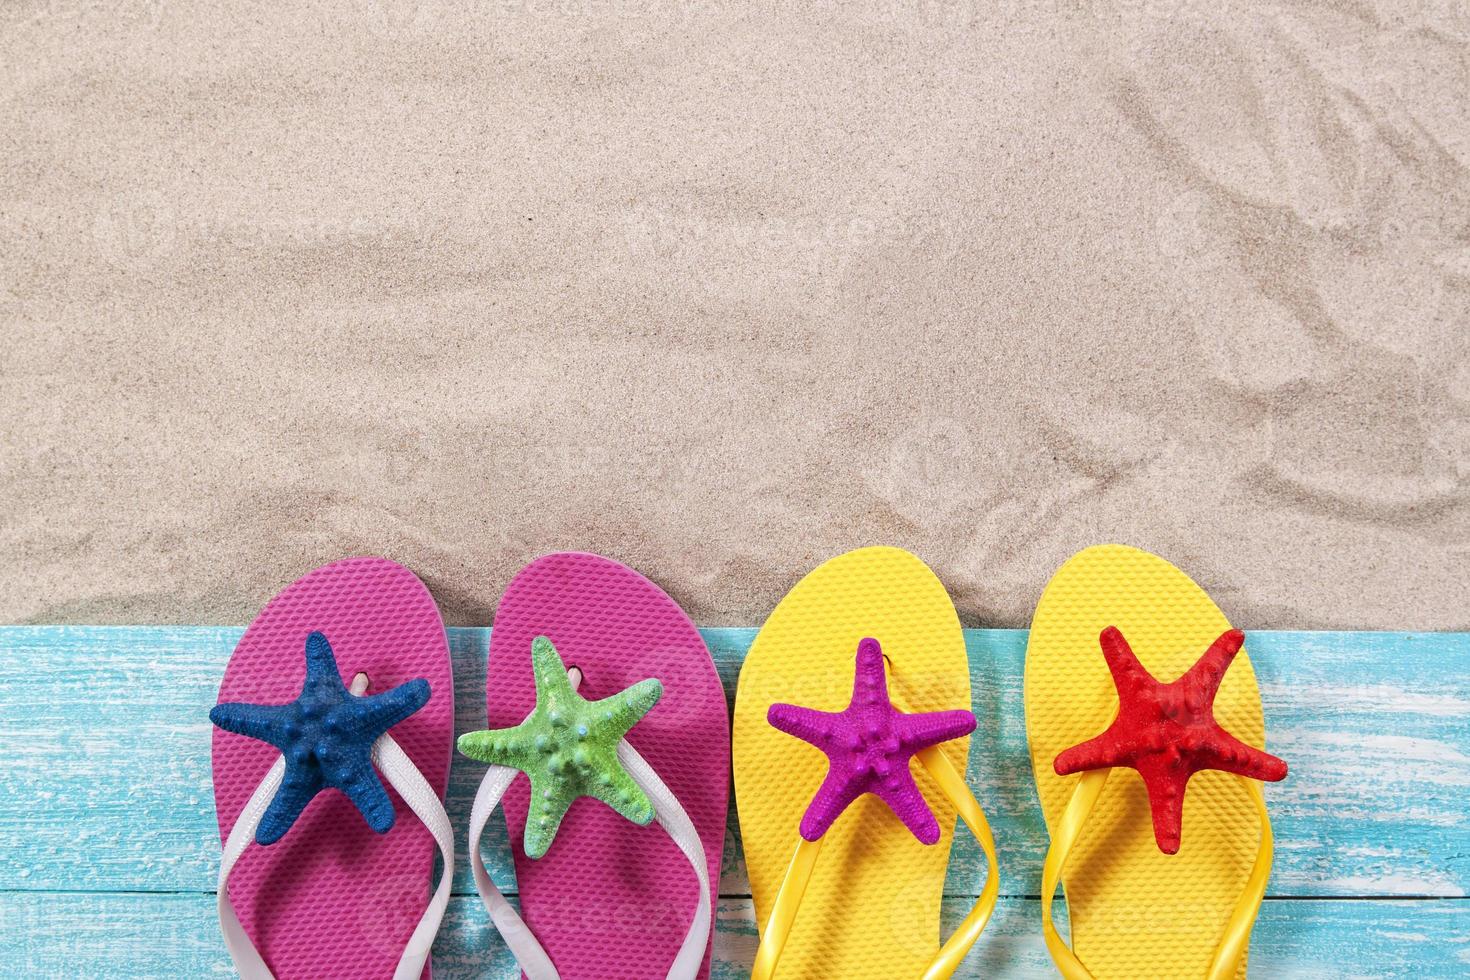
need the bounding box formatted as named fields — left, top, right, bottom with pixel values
left=2, top=627, right=1465, bottom=977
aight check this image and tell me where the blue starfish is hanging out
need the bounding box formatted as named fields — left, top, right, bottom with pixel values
left=210, top=631, right=432, bottom=845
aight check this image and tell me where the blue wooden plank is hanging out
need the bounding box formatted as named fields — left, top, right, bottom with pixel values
left=2, top=892, right=1464, bottom=978
left=0, top=627, right=1465, bottom=899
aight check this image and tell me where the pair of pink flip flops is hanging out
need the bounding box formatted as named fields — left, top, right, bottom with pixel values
left=211, top=554, right=730, bottom=979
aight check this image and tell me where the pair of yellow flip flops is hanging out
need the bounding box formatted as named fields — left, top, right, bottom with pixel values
left=732, top=544, right=1286, bottom=979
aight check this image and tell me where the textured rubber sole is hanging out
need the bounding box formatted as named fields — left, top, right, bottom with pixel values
left=1025, top=544, right=1270, bottom=979
left=211, top=557, right=453, bottom=979
left=484, top=552, right=729, bottom=980
left=732, top=546, right=971, bottom=979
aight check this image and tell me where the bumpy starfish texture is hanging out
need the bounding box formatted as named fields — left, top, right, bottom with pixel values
left=1054, top=626, right=1288, bottom=854
left=767, top=637, right=977, bottom=845
left=457, top=636, right=663, bottom=859
left=209, top=631, right=431, bottom=845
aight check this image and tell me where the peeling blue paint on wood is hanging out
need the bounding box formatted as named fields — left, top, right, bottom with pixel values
left=0, top=626, right=1465, bottom=977
left=2, top=893, right=1464, bottom=978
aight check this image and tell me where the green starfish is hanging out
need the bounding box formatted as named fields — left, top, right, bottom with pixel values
left=457, top=635, right=663, bottom=859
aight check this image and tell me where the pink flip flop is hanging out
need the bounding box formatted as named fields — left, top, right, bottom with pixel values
left=458, top=552, right=729, bottom=980
left=210, top=557, right=455, bottom=979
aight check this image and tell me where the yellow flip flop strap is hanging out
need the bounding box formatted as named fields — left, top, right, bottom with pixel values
left=1040, top=771, right=1275, bottom=980
left=916, top=745, right=1001, bottom=980
left=751, top=747, right=1001, bottom=980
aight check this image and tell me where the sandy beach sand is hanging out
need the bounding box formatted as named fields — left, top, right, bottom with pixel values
left=2, top=1, right=1466, bottom=629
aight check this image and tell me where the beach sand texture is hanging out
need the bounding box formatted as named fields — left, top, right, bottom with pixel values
left=2, top=1, right=1466, bottom=628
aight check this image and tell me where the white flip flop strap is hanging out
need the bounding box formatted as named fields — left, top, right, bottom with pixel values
left=375, top=733, right=457, bottom=980
left=216, top=732, right=455, bottom=980
left=468, top=740, right=712, bottom=980
left=468, top=765, right=559, bottom=980
left=618, top=740, right=713, bottom=979
left=217, top=757, right=284, bottom=980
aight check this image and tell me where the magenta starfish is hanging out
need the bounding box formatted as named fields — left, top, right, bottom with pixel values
left=1054, top=627, right=1288, bottom=854
left=767, top=637, right=977, bottom=844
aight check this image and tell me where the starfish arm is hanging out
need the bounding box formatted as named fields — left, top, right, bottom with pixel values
left=522, top=773, right=576, bottom=860
left=896, top=708, right=977, bottom=753
left=456, top=721, right=538, bottom=768
left=591, top=678, right=663, bottom=740
left=1053, top=725, right=1132, bottom=775
left=873, top=765, right=942, bottom=845
left=767, top=703, right=841, bottom=747
left=1135, top=760, right=1188, bottom=854
left=303, top=632, right=347, bottom=690
left=796, top=768, right=864, bottom=841
left=209, top=702, right=296, bottom=748
left=530, top=636, right=577, bottom=702
left=1196, top=726, right=1288, bottom=782
left=586, top=764, right=656, bottom=827
left=339, top=760, right=397, bottom=834
left=850, top=638, right=890, bottom=708
left=256, top=767, right=326, bottom=845
left=1098, top=626, right=1154, bottom=696
left=1180, top=630, right=1245, bottom=712
left=355, top=678, right=432, bottom=739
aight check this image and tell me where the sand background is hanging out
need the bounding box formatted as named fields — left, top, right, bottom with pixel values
left=2, top=1, right=1467, bottom=630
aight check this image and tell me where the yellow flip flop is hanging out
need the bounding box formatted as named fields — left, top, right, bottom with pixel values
left=732, top=546, right=999, bottom=979
left=1025, top=544, right=1287, bottom=979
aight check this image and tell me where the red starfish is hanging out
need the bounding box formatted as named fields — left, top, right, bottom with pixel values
left=1054, top=626, right=1288, bottom=854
